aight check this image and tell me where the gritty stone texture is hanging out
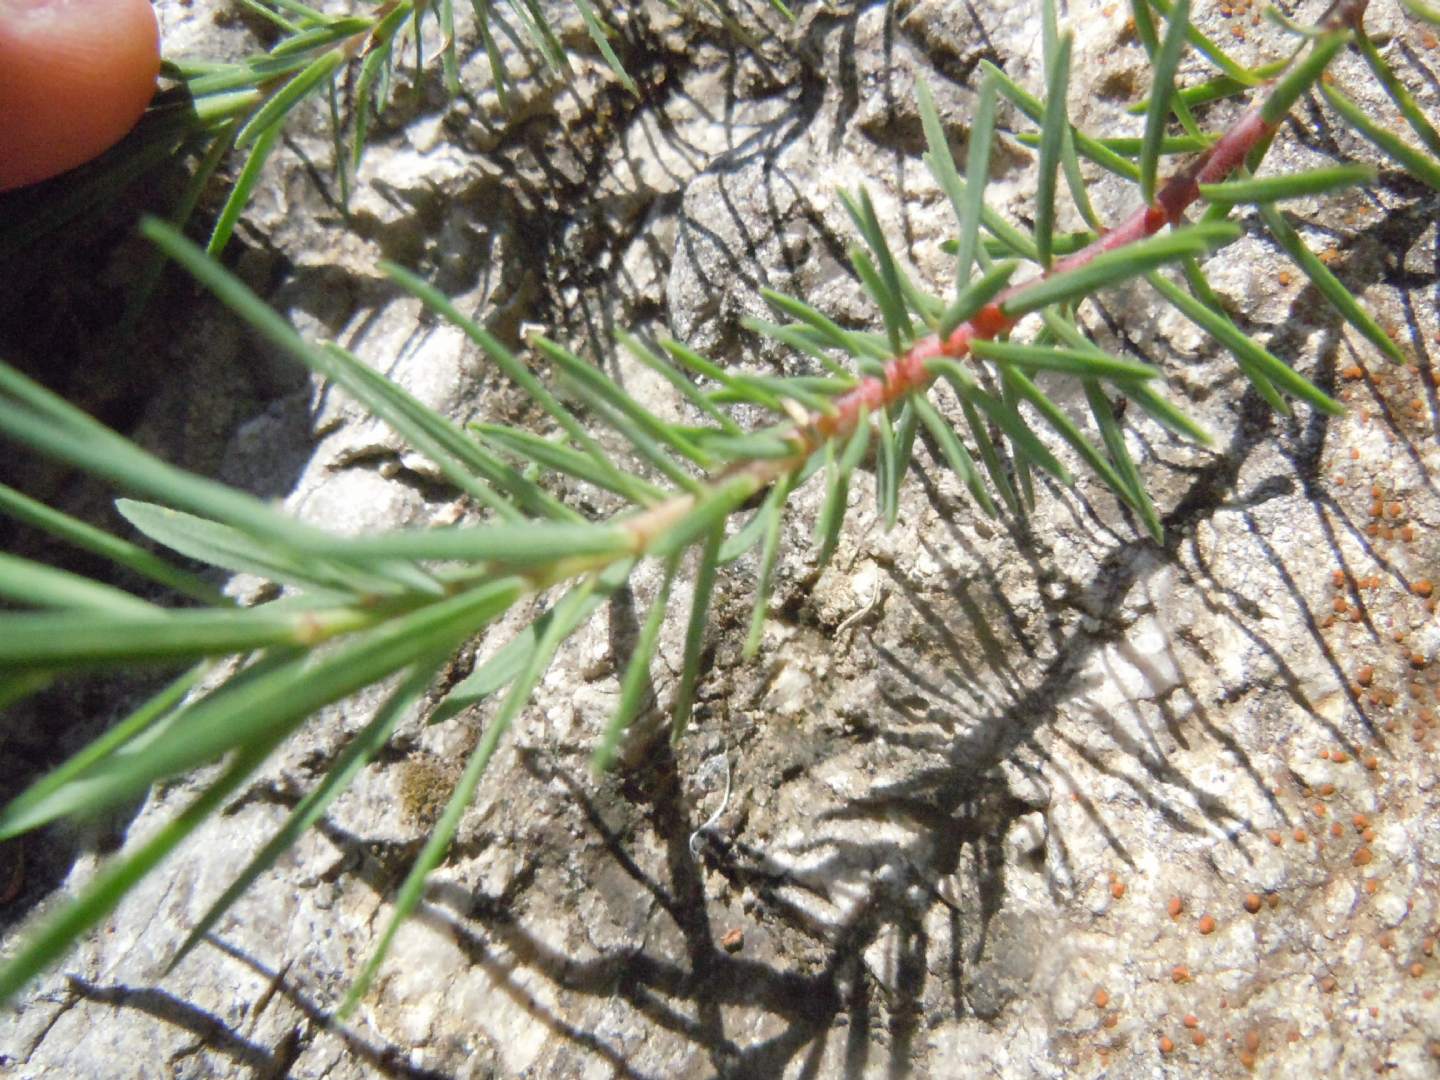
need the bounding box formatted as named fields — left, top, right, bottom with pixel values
left=2, top=0, right=1440, bottom=1077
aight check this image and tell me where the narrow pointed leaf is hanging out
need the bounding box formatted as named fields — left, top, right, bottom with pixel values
left=1259, top=28, right=1351, bottom=126
left=532, top=335, right=712, bottom=468
left=838, top=187, right=913, bottom=345
left=431, top=560, right=636, bottom=724
left=759, top=291, right=892, bottom=364
left=743, top=474, right=793, bottom=660
left=0, top=554, right=162, bottom=615
left=1084, top=380, right=1162, bottom=541
left=999, top=365, right=1135, bottom=504
left=673, top=526, right=723, bottom=742
left=980, top=60, right=1139, bottom=182
left=1199, top=164, right=1377, bottom=205
left=1319, top=83, right=1440, bottom=193
left=849, top=245, right=909, bottom=355
left=1002, top=221, right=1242, bottom=316
left=929, top=360, right=1071, bottom=484
left=0, top=664, right=209, bottom=837
left=1256, top=201, right=1407, bottom=366
left=382, top=263, right=646, bottom=501
left=207, top=120, right=280, bottom=257
left=1035, top=32, right=1073, bottom=269
left=1146, top=269, right=1344, bottom=411
left=960, top=396, right=1018, bottom=512
left=234, top=50, right=344, bottom=149
left=0, top=727, right=285, bottom=1007
left=1176, top=257, right=1288, bottom=413
left=874, top=404, right=897, bottom=525
left=169, top=656, right=442, bottom=971
left=574, top=0, right=637, bottom=95
left=0, top=483, right=219, bottom=603
left=472, top=424, right=665, bottom=503
left=913, top=395, right=996, bottom=517
left=970, top=339, right=1157, bottom=381
left=618, top=331, right=747, bottom=434
left=959, top=73, right=998, bottom=284
left=594, top=555, right=679, bottom=772
left=0, top=578, right=524, bottom=837
left=339, top=571, right=595, bottom=1018
left=1141, top=0, right=1191, bottom=205
left=115, top=500, right=394, bottom=598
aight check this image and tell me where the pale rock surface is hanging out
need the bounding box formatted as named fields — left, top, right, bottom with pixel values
left=3, top=0, right=1440, bottom=1078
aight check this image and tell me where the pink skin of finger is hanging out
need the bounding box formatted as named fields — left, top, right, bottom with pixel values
left=0, top=0, right=162, bottom=192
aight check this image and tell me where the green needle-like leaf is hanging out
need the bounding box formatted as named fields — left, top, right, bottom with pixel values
left=913, top=395, right=996, bottom=517
left=0, top=553, right=161, bottom=616
left=839, top=187, right=914, bottom=346
left=340, top=570, right=595, bottom=1018
left=917, top=76, right=1000, bottom=289
left=1260, top=28, right=1351, bottom=126
left=0, top=362, right=354, bottom=571
left=759, top=291, right=892, bottom=365
left=1002, top=221, right=1242, bottom=317
left=875, top=405, right=898, bottom=525
left=288, top=520, right=635, bottom=566
left=235, top=50, right=345, bottom=149
left=1036, top=31, right=1073, bottom=269
left=672, top=526, right=722, bottom=742
left=998, top=364, right=1136, bottom=508
left=619, top=331, right=746, bottom=434
left=1319, top=83, right=1440, bottom=193
left=0, top=725, right=286, bottom=1006
left=1141, top=0, right=1191, bottom=206
left=594, top=555, right=678, bottom=772
left=1199, top=164, right=1377, bottom=205
left=743, top=474, right=793, bottom=660
left=169, top=655, right=443, bottom=971
left=970, top=339, right=1158, bottom=381
left=1146, top=269, right=1344, bottom=411
left=0, top=483, right=220, bottom=604
left=742, top=318, right=861, bottom=384
left=959, top=73, right=999, bottom=285
left=574, top=0, right=638, bottom=95
left=1353, top=32, right=1440, bottom=161
left=207, top=120, right=280, bottom=257
left=0, top=578, right=524, bottom=837
left=1084, top=380, right=1162, bottom=541
left=814, top=409, right=869, bottom=570
left=849, top=245, right=910, bottom=355
left=981, top=60, right=1139, bottom=184
left=1255, top=201, right=1407, bottom=366
left=960, top=396, right=1019, bottom=513
left=532, top=334, right=713, bottom=470
left=473, top=424, right=666, bottom=503
left=116, top=500, right=387, bottom=599
left=0, top=607, right=360, bottom=670
left=1147, top=0, right=1265, bottom=85
left=431, top=559, right=636, bottom=725
left=929, top=360, right=1071, bottom=486
left=438, top=0, right=461, bottom=93
left=887, top=403, right=918, bottom=529
left=662, top=336, right=792, bottom=409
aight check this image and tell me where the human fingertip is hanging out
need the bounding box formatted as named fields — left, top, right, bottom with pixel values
left=0, top=0, right=162, bottom=192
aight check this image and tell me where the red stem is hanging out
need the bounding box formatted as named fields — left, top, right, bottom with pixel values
left=795, top=99, right=1281, bottom=457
